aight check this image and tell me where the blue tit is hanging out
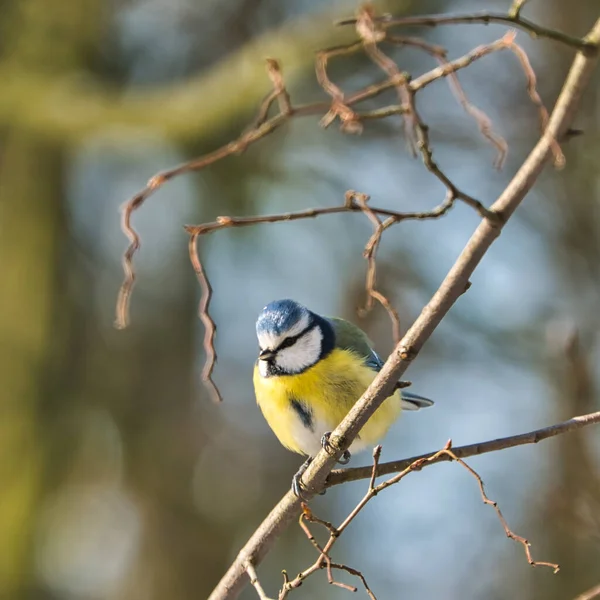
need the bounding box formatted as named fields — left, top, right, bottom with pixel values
left=253, top=299, right=433, bottom=497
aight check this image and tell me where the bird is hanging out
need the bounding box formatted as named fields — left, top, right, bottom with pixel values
left=253, top=299, right=433, bottom=498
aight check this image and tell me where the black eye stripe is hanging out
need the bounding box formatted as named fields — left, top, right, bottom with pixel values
left=275, top=323, right=316, bottom=352
left=278, top=337, right=296, bottom=350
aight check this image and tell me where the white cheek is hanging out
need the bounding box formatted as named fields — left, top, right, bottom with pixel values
left=258, top=360, right=269, bottom=377
left=276, top=327, right=323, bottom=373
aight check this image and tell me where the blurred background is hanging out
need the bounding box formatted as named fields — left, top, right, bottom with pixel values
left=1, top=0, right=599, bottom=598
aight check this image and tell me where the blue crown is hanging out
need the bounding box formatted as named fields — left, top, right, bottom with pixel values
left=256, top=299, right=308, bottom=336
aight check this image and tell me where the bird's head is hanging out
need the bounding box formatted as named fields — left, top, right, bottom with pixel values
left=255, top=299, right=334, bottom=376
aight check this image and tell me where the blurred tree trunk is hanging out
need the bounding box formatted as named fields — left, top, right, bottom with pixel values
left=0, top=1, right=106, bottom=594
left=0, top=128, right=65, bottom=596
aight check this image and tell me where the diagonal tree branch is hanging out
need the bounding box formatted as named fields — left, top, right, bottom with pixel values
left=575, top=582, right=600, bottom=600
left=208, top=17, right=600, bottom=600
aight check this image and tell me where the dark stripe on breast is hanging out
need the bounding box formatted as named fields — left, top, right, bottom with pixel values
left=290, top=396, right=314, bottom=432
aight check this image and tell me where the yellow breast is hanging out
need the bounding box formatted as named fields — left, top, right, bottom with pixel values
left=253, top=348, right=402, bottom=456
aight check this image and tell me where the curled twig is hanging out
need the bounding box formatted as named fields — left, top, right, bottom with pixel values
left=444, top=446, right=560, bottom=573
left=351, top=190, right=402, bottom=344
left=188, top=232, right=222, bottom=403
left=504, top=36, right=565, bottom=167
left=266, top=58, right=292, bottom=117
left=315, top=43, right=363, bottom=133
left=387, top=34, right=509, bottom=168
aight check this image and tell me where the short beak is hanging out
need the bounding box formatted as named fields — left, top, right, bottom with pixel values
left=259, top=349, right=275, bottom=361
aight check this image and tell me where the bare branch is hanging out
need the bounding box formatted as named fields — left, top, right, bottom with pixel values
left=245, top=563, right=274, bottom=600
left=575, top=583, right=600, bottom=600
left=445, top=447, right=559, bottom=572
left=278, top=451, right=385, bottom=598
left=503, top=36, right=565, bottom=167
left=265, top=58, right=292, bottom=117
left=337, top=11, right=597, bottom=54
left=184, top=197, right=459, bottom=237
left=386, top=34, right=508, bottom=168
left=352, top=191, right=402, bottom=343
left=188, top=233, right=222, bottom=403
left=328, top=410, right=600, bottom=486
left=508, top=0, right=530, bottom=19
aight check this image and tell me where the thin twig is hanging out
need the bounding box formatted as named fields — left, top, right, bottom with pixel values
left=336, top=12, right=597, bottom=54
left=386, top=34, right=509, bottom=168
left=575, top=583, right=600, bottom=600
left=280, top=451, right=386, bottom=598
left=509, top=0, right=530, bottom=19
left=356, top=5, right=418, bottom=153
left=355, top=7, right=500, bottom=220
left=504, top=36, right=565, bottom=167
left=315, top=42, right=363, bottom=132
left=347, top=32, right=526, bottom=104
left=290, top=515, right=367, bottom=597
left=330, top=563, right=377, bottom=600
left=352, top=191, right=402, bottom=343
left=445, top=447, right=559, bottom=572
left=327, top=410, right=600, bottom=486
left=245, top=563, right=274, bottom=600
left=188, top=232, right=222, bottom=403
left=184, top=198, right=461, bottom=237
left=265, top=58, right=292, bottom=116
left=246, top=90, right=280, bottom=131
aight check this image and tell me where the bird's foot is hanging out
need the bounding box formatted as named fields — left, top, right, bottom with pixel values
left=337, top=451, right=351, bottom=465
left=291, top=456, right=328, bottom=499
left=320, top=431, right=351, bottom=465
left=292, top=457, right=312, bottom=500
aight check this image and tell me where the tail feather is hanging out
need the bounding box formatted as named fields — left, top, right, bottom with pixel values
left=401, top=391, right=434, bottom=411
